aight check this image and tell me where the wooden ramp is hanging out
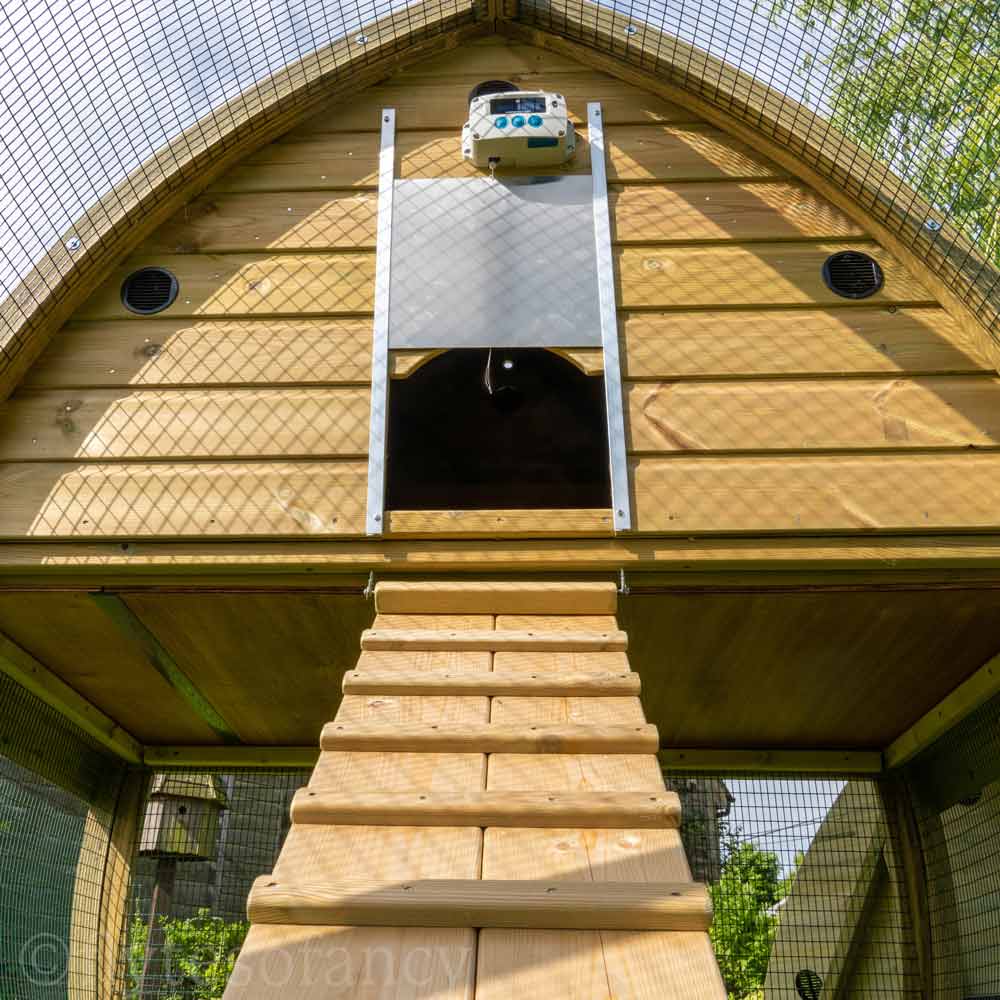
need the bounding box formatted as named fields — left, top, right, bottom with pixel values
left=223, top=581, right=726, bottom=998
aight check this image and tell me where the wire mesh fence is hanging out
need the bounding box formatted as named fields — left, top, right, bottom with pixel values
left=0, top=669, right=131, bottom=1000
left=1, top=0, right=998, bottom=382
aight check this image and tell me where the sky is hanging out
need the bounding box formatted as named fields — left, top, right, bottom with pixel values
left=0, top=0, right=842, bottom=307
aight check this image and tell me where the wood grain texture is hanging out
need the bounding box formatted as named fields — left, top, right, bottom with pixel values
left=385, top=508, right=614, bottom=537
left=361, top=628, right=627, bottom=651
left=78, top=243, right=928, bottom=322
left=334, top=693, right=490, bottom=725
left=223, top=924, right=477, bottom=1000
left=310, top=749, right=487, bottom=793
left=26, top=318, right=375, bottom=388
left=319, top=721, right=658, bottom=753
left=619, top=309, right=992, bottom=379
left=4, top=453, right=1000, bottom=539
left=342, top=668, right=640, bottom=696
left=10, top=374, right=999, bottom=464
left=290, top=69, right=698, bottom=131
left=135, top=180, right=861, bottom=257
left=374, top=580, right=617, bottom=615
left=26, top=308, right=988, bottom=390
left=290, top=789, right=681, bottom=828
left=0, top=387, right=371, bottom=461
left=616, top=243, right=931, bottom=309
left=247, top=876, right=713, bottom=932
left=209, top=123, right=783, bottom=192
left=625, top=376, right=1000, bottom=453
left=354, top=648, right=493, bottom=674
left=610, top=181, right=865, bottom=242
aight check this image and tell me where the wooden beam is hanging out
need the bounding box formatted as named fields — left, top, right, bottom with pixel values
left=0, top=630, right=142, bottom=763
left=290, top=789, right=681, bottom=828
left=247, top=876, right=713, bottom=932
left=361, top=628, right=628, bottom=651
left=143, top=745, right=319, bottom=768
left=885, top=650, right=1000, bottom=769
left=342, top=668, right=640, bottom=696
left=91, top=593, right=241, bottom=744
left=659, top=748, right=884, bottom=774
left=373, top=580, right=618, bottom=615
left=320, top=721, right=659, bottom=753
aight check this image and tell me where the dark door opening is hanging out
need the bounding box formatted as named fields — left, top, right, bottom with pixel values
left=386, top=348, right=611, bottom=510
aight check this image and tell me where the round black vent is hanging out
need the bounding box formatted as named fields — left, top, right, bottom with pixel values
left=795, top=969, right=823, bottom=1000
left=121, top=267, right=178, bottom=315
left=468, top=79, right=516, bottom=106
left=822, top=250, right=884, bottom=299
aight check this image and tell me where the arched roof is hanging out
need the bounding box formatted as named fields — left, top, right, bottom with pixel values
left=0, top=0, right=996, bottom=394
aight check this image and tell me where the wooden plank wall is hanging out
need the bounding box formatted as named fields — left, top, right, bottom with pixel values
left=3, top=37, right=1000, bottom=541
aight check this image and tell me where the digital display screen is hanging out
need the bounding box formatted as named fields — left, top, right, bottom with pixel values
left=490, top=95, right=547, bottom=114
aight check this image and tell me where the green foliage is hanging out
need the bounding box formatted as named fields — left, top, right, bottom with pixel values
left=709, top=826, right=792, bottom=1000
left=771, top=0, right=1000, bottom=265
left=126, top=909, right=248, bottom=1000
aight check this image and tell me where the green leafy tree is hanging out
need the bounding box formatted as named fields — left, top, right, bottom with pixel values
left=772, top=0, right=1000, bottom=264
left=709, top=827, right=787, bottom=999
left=127, top=910, right=248, bottom=1000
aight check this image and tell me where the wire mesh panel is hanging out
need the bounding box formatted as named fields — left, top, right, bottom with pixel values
left=120, top=768, right=309, bottom=1000
left=905, top=685, right=1000, bottom=998
left=0, top=670, right=130, bottom=999
left=662, top=770, right=917, bottom=999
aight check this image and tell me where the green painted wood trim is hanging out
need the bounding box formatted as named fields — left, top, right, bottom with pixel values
left=91, top=593, right=241, bottom=744
left=0, top=630, right=142, bottom=763
left=659, top=748, right=884, bottom=775
left=143, top=746, right=319, bottom=768
left=885, top=650, right=1000, bottom=769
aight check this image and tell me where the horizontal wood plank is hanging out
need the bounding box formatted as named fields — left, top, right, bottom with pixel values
left=611, top=181, right=864, bottom=242
left=318, top=721, right=658, bottom=753
left=0, top=387, right=370, bottom=460
left=25, top=319, right=375, bottom=388
left=617, top=243, right=932, bottom=309
left=290, top=789, right=680, bottom=827
left=3, top=453, right=1000, bottom=538
left=78, top=243, right=928, bottom=321
left=361, top=628, right=628, bottom=651
left=10, top=374, right=998, bottom=462
left=247, top=876, right=712, bottom=932
left=291, top=71, right=699, bottom=132
left=139, top=180, right=859, bottom=256
left=619, top=309, right=991, bottom=379
left=342, top=668, right=639, bottom=696
left=385, top=508, right=614, bottom=537
left=625, top=376, right=1000, bottom=453
left=210, top=124, right=784, bottom=193
left=374, top=579, right=617, bottom=615
left=28, top=309, right=987, bottom=389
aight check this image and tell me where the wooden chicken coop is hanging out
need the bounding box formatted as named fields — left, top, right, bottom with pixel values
left=0, top=1, right=999, bottom=997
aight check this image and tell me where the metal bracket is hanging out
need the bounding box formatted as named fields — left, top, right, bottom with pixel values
left=363, top=572, right=376, bottom=601
left=588, top=102, right=632, bottom=533
left=365, top=108, right=396, bottom=536
left=618, top=569, right=630, bottom=596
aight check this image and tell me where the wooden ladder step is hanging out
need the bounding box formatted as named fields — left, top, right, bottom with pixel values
left=290, top=789, right=681, bottom=828
left=319, top=721, right=659, bottom=753
left=248, top=877, right=712, bottom=932
left=374, top=581, right=618, bottom=615
left=361, top=628, right=628, bottom=651
left=342, top=668, right=640, bottom=696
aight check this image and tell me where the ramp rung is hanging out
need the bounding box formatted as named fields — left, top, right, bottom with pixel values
left=342, top=668, right=640, bottom=696
left=361, top=628, right=628, bottom=651
left=248, top=876, right=712, bottom=932
left=374, top=581, right=618, bottom=615
left=319, top=721, right=658, bottom=753
left=290, top=789, right=680, bottom=828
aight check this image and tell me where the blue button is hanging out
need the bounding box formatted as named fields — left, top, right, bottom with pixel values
left=511, top=115, right=526, bottom=128
left=494, top=116, right=508, bottom=128
left=528, top=115, right=543, bottom=127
